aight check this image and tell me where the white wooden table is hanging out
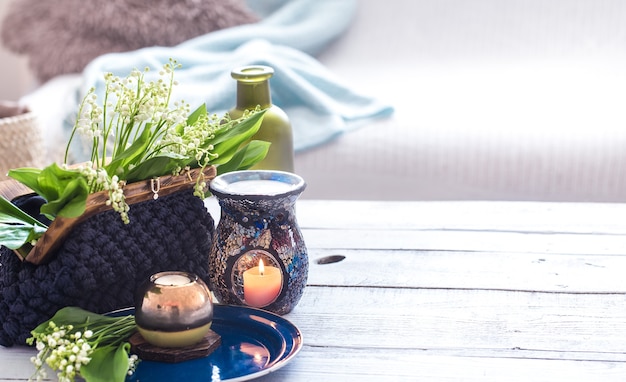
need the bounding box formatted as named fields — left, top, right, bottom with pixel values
left=2, top=200, right=626, bottom=381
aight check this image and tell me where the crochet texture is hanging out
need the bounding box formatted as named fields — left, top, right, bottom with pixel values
left=0, top=190, right=214, bottom=346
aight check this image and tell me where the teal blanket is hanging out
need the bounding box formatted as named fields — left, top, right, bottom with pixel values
left=81, top=0, right=394, bottom=151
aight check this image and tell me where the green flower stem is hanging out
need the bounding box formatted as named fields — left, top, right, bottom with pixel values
left=100, top=80, right=112, bottom=168
left=90, top=316, right=136, bottom=347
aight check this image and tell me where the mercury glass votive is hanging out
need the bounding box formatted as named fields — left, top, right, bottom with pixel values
left=134, top=271, right=213, bottom=348
left=208, top=170, right=308, bottom=315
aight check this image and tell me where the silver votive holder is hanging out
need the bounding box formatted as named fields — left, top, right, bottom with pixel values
left=134, top=271, right=213, bottom=348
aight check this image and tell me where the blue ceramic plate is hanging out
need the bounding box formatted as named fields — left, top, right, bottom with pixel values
left=108, top=305, right=302, bottom=381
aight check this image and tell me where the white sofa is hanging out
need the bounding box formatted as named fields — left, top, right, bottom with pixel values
left=295, top=0, right=626, bottom=202
left=3, top=0, right=626, bottom=202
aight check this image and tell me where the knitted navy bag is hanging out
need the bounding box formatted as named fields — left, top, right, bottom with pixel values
left=0, top=188, right=215, bottom=347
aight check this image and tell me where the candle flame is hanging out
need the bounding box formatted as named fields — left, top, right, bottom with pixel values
left=259, top=259, right=265, bottom=276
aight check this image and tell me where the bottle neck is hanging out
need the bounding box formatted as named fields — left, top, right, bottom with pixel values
left=236, top=81, right=272, bottom=110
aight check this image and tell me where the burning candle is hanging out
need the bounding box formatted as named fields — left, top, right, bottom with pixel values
left=134, top=271, right=214, bottom=348
left=243, top=259, right=282, bottom=307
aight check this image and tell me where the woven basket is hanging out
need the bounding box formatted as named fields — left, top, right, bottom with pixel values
left=0, top=102, right=45, bottom=180
left=0, top=167, right=216, bottom=346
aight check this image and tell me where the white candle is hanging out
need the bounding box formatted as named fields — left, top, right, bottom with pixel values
left=226, top=179, right=294, bottom=195
left=154, top=273, right=192, bottom=286
left=243, top=259, right=282, bottom=307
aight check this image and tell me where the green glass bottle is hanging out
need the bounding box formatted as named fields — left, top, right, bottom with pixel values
left=230, top=65, right=295, bottom=172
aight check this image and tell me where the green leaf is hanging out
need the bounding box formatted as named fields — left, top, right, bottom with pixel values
left=211, top=111, right=265, bottom=147
left=11, top=164, right=87, bottom=212
left=0, top=196, right=46, bottom=228
left=80, top=343, right=132, bottom=382
left=30, top=307, right=123, bottom=335
left=36, top=164, right=80, bottom=202
left=125, top=153, right=187, bottom=183
left=217, top=140, right=271, bottom=175
left=0, top=215, right=47, bottom=249
left=0, top=197, right=48, bottom=251
left=0, top=223, right=30, bottom=249
left=40, top=176, right=89, bottom=219
left=7, top=164, right=91, bottom=221
left=187, top=103, right=207, bottom=126
left=233, top=140, right=271, bottom=170
left=106, top=126, right=153, bottom=177
left=7, top=168, right=44, bottom=195
left=0, top=222, right=38, bottom=249
left=210, top=112, right=265, bottom=165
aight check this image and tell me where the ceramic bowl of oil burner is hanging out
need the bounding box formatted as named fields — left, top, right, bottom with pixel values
left=208, top=170, right=308, bottom=315
left=134, top=271, right=214, bottom=348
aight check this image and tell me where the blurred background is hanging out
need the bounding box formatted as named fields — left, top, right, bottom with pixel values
left=0, top=1, right=33, bottom=100
left=3, top=0, right=626, bottom=201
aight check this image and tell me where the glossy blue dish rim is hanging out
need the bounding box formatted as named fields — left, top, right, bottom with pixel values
left=108, top=304, right=303, bottom=382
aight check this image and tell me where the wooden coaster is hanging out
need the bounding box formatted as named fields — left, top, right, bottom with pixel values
left=129, top=330, right=221, bottom=363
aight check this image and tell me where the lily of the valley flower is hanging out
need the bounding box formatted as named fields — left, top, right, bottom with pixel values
left=27, top=307, right=137, bottom=382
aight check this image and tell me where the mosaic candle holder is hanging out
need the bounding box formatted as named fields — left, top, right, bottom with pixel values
left=208, top=170, right=308, bottom=315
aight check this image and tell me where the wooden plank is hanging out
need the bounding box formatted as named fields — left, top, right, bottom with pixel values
left=208, top=199, right=626, bottom=234
left=300, top=227, right=626, bottom=255
left=0, top=179, right=32, bottom=201
left=4, top=344, right=625, bottom=382
left=212, top=198, right=626, bottom=233
left=284, top=287, right=626, bottom=357
left=254, top=348, right=626, bottom=382
left=208, top=199, right=626, bottom=254
left=295, top=200, right=626, bottom=234
left=0, top=345, right=38, bottom=380
left=2, top=286, right=625, bottom=380
left=307, top=249, right=626, bottom=293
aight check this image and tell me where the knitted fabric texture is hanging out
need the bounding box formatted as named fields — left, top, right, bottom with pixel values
left=0, top=102, right=45, bottom=180
left=0, top=190, right=214, bottom=347
left=0, top=0, right=259, bottom=83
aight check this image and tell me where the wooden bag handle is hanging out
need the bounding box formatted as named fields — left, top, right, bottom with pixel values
left=0, top=166, right=216, bottom=265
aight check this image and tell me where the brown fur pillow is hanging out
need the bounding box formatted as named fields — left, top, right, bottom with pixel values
left=1, top=0, right=259, bottom=83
